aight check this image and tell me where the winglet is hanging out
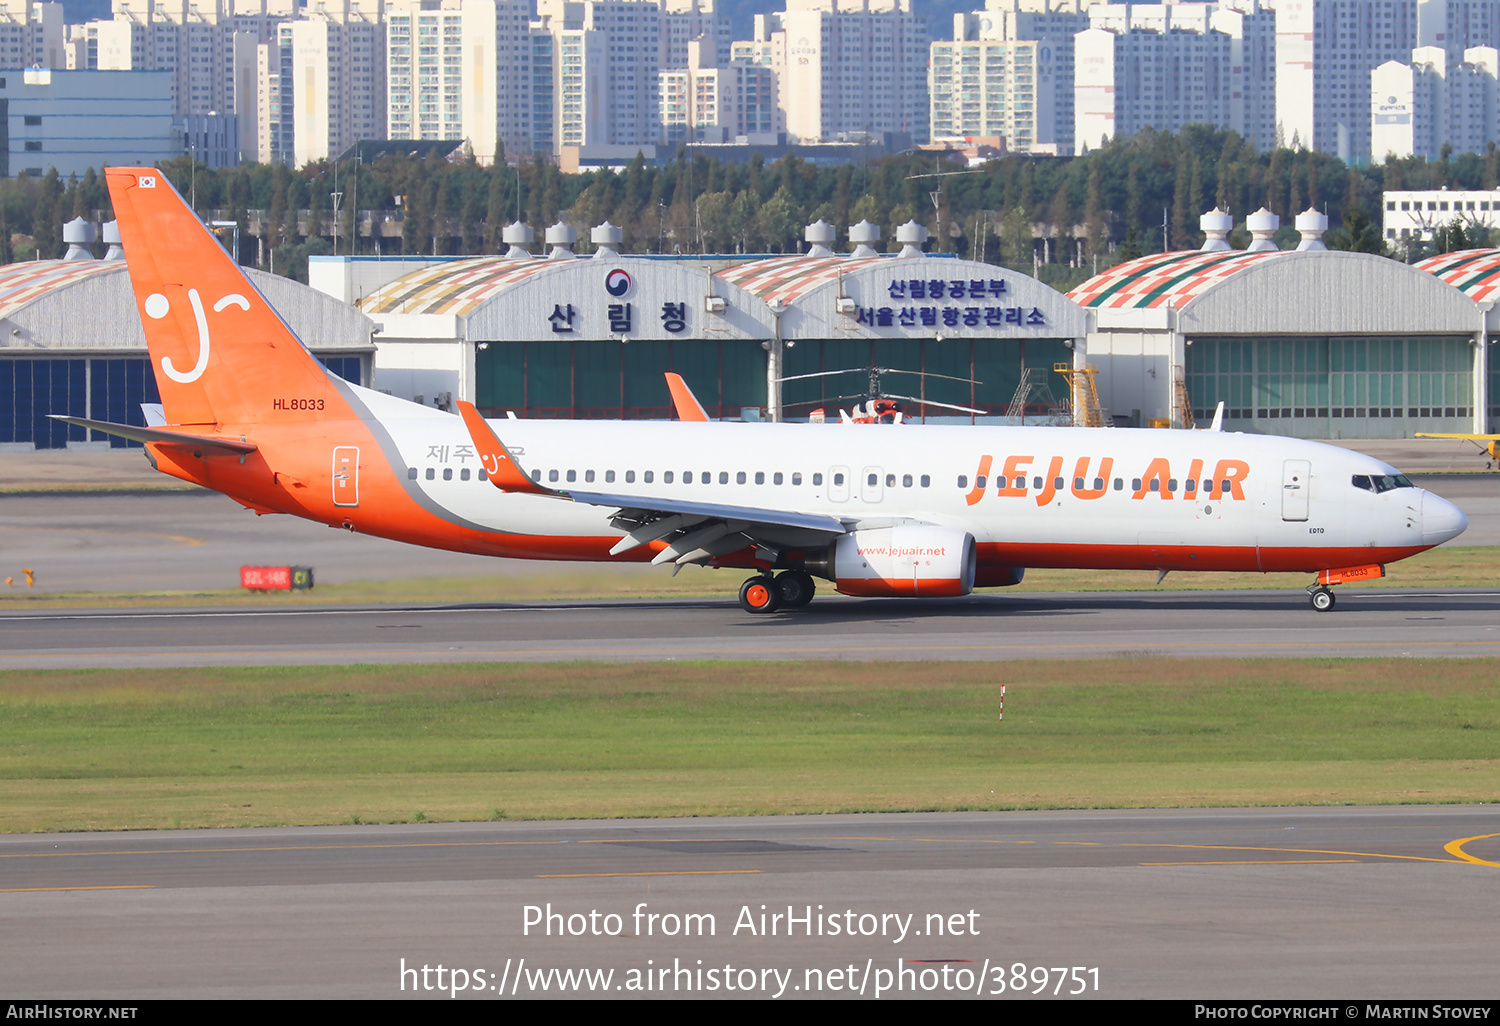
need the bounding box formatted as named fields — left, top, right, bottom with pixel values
left=1209, top=401, right=1225, bottom=432
left=455, top=400, right=560, bottom=496
left=665, top=372, right=710, bottom=422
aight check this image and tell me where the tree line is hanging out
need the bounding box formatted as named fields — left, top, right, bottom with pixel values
left=7, top=127, right=1498, bottom=284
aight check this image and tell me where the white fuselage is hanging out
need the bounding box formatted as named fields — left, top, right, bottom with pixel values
left=349, top=385, right=1467, bottom=572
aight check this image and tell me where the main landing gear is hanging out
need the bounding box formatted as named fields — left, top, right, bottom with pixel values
left=1308, top=585, right=1336, bottom=612
left=738, top=570, right=817, bottom=614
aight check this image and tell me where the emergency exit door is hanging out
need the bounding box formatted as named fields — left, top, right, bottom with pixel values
left=1281, top=459, right=1309, bottom=521
left=333, top=446, right=360, bottom=507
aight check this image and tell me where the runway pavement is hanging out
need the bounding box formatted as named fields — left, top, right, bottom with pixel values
left=0, top=587, right=1497, bottom=667
left=2, top=807, right=1496, bottom=999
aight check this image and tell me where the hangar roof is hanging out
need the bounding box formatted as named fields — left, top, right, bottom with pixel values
left=0, top=258, right=375, bottom=351
left=715, top=254, right=885, bottom=305
left=1414, top=248, right=1500, bottom=304
left=0, top=259, right=117, bottom=321
left=1067, top=250, right=1286, bottom=309
left=1071, top=249, right=1477, bottom=335
left=349, top=250, right=1087, bottom=340
left=358, top=257, right=560, bottom=316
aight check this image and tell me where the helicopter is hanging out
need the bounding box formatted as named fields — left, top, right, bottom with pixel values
left=776, top=366, right=986, bottom=424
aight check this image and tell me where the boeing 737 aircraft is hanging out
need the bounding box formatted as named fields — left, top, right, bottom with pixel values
left=60, top=168, right=1469, bottom=613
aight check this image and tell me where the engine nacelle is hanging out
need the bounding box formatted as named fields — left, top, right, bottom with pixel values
left=831, top=526, right=977, bottom=597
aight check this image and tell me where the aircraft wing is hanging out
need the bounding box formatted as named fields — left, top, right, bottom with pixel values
left=49, top=415, right=258, bottom=456
left=456, top=400, right=847, bottom=565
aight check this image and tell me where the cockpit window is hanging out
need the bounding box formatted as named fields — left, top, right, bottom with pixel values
left=1353, top=474, right=1414, bottom=493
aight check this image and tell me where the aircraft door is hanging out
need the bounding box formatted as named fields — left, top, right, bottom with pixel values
left=1281, top=459, right=1309, bottom=522
left=333, top=446, right=360, bottom=507
left=829, top=466, right=850, bottom=502
left=861, top=466, right=884, bottom=503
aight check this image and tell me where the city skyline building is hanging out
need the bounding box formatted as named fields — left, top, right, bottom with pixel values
left=757, top=0, right=928, bottom=145
left=1275, top=0, right=1419, bottom=161
left=1372, top=44, right=1499, bottom=160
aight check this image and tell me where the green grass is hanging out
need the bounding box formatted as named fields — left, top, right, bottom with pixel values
left=1, top=545, right=1495, bottom=610
left=0, top=659, right=1495, bottom=832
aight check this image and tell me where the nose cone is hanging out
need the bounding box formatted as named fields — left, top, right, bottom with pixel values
left=1421, top=491, right=1468, bottom=546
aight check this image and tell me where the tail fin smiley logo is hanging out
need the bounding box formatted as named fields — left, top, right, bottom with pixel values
left=144, top=288, right=251, bottom=384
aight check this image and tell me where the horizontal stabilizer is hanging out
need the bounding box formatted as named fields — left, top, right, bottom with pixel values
left=49, top=415, right=258, bottom=456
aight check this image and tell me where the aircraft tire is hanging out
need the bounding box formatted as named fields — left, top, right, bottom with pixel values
left=775, top=570, right=816, bottom=609
left=739, top=575, right=780, bottom=614
left=1309, top=587, right=1335, bottom=612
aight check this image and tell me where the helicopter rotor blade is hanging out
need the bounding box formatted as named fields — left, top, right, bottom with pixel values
left=773, top=367, right=871, bottom=384
left=881, top=393, right=988, bottom=415
left=873, top=368, right=984, bottom=386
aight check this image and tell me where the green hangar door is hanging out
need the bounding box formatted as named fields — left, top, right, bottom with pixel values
left=475, top=339, right=770, bottom=420
left=1185, top=336, right=1475, bottom=439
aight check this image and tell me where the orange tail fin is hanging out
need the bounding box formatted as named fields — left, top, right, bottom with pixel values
left=105, top=167, right=335, bottom=428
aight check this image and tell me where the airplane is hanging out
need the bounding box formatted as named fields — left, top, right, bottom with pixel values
left=55, top=167, right=1469, bottom=615
left=1414, top=433, right=1500, bottom=469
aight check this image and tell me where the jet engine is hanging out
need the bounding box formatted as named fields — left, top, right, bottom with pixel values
left=828, top=525, right=977, bottom=597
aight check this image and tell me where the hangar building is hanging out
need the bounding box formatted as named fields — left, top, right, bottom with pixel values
left=314, top=220, right=1090, bottom=423
left=0, top=219, right=377, bottom=450
left=1068, top=209, right=1492, bottom=438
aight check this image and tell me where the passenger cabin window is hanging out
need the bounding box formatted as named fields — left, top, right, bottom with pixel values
left=460, top=468, right=470, bottom=481
left=426, top=468, right=436, bottom=480
left=644, top=471, right=654, bottom=483
left=605, top=470, right=615, bottom=483
left=920, top=475, right=930, bottom=488
left=957, top=475, right=968, bottom=489
left=773, top=472, right=783, bottom=485
left=585, top=470, right=595, bottom=483
left=443, top=468, right=453, bottom=480
left=810, top=473, right=820, bottom=486
left=408, top=467, right=418, bottom=479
